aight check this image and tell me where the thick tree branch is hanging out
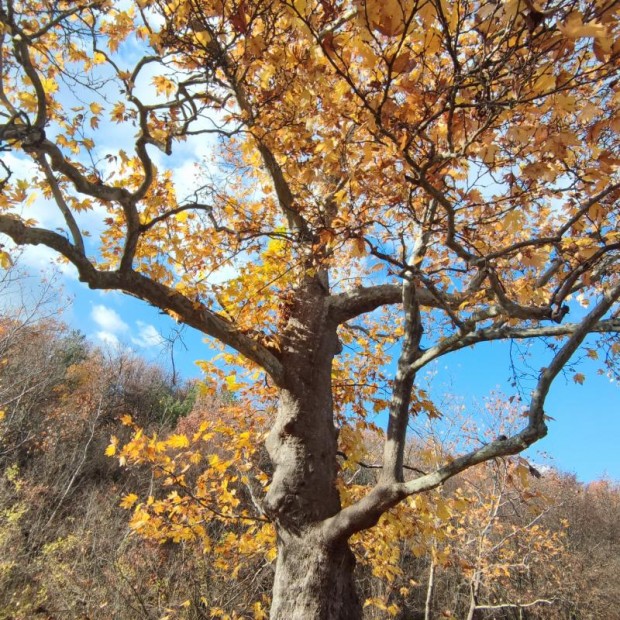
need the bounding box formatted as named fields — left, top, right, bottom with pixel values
left=0, top=215, right=286, bottom=384
left=325, top=280, right=620, bottom=541
left=327, top=274, right=561, bottom=326
left=527, top=279, right=620, bottom=429
left=380, top=276, right=421, bottom=484
left=11, top=29, right=47, bottom=129
left=35, top=154, right=85, bottom=255
left=381, top=229, right=430, bottom=483
left=327, top=284, right=441, bottom=324
left=29, top=138, right=132, bottom=203
left=0, top=214, right=96, bottom=278
left=486, top=268, right=554, bottom=321
left=408, top=317, right=620, bottom=373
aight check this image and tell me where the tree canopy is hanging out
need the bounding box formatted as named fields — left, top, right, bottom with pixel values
left=0, top=0, right=619, bottom=617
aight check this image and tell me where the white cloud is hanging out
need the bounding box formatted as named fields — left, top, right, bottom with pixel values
left=1, top=151, right=107, bottom=257
left=1, top=152, right=38, bottom=182
left=95, top=330, right=121, bottom=347
left=131, top=320, right=164, bottom=348
left=91, top=304, right=128, bottom=334
left=1, top=153, right=64, bottom=232
left=17, top=244, right=79, bottom=280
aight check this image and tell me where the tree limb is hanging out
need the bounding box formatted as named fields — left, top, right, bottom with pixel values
left=324, top=280, right=620, bottom=541
left=0, top=215, right=286, bottom=384
left=327, top=283, right=441, bottom=324
left=35, top=153, right=85, bottom=255
left=381, top=254, right=425, bottom=484
left=475, top=599, right=555, bottom=610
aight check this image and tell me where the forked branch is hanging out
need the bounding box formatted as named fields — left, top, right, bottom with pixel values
left=323, top=279, right=620, bottom=542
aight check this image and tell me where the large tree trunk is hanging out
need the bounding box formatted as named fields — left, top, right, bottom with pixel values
left=264, top=382, right=364, bottom=619
left=260, top=276, right=364, bottom=619
left=270, top=528, right=361, bottom=620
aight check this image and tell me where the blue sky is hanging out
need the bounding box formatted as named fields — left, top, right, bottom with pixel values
left=430, top=340, right=620, bottom=482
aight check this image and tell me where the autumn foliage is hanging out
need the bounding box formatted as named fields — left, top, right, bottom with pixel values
left=0, top=0, right=619, bottom=617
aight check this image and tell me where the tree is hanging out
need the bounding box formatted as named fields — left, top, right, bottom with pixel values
left=0, top=0, right=619, bottom=617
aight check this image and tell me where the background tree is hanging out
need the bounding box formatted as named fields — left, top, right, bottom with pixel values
left=0, top=0, right=619, bottom=617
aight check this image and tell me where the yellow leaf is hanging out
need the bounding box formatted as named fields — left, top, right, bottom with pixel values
left=560, top=12, right=607, bottom=40
left=503, top=210, right=523, bottom=233
left=364, top=0, right=414, bottom=37
left=439, top=0, right=458, bottom=32
left=167, top=434, right=190, bottom=449
left=17, top=91, right=38, bottom=112
left=152, top=75, right=176, bottom=98
left=451, top=498, right=469, bottom=512
left=195, top=30, right=211, bottom=47
left=225, top=374, right=243, bottom=391
left=573, top=372, right=585, bottom=385
left=105, top=436, right=118, bottom=456
left=40, top=77, right=59, bottom=94
left=480, top=143, right=499, bottom=165
left=436, top=499, right=451, bottom=521
left=293, top=0, right=310, bottom=17
left=588, top=203, right=605, bottom=224
left=111, top=102, right=126, bottom=122
left=253, top=601, right=268, bottom=620
left=90, top=101, right=103, bottom=115
left=533, top=71, right=556, bottom=93
left=119, top=493, right=139, bottom=509
left=392, top=51, right=415, bottom=74
left=514, top=462, right=530, bottom=486
left=318, top=228, right=336, bottom=248
left=0, top=250, right=13, bottom=269
left=519, top=248, right=547, bottom=269
left=351, top=237, right=366, bottom=257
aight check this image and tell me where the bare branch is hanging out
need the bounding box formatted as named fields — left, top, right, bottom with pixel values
left=528, top=279, right=620, bottom=429
left=34, top=154, right=85, bottom=255
left=475, top=599, right=555, bottom=611
left=408, top=317, right=620, bottom=373
left=325, top=281, right=620, bottom=541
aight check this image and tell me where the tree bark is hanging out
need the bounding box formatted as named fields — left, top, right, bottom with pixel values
left=265, top=381, right=364, bottom=619
left=264, top=378, right=366, bottom=619
left=270, top=527, right=361, bottom=620
left=259, top=277, right=364, bottom=618
left=424, top=555, right=435, bottom=620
